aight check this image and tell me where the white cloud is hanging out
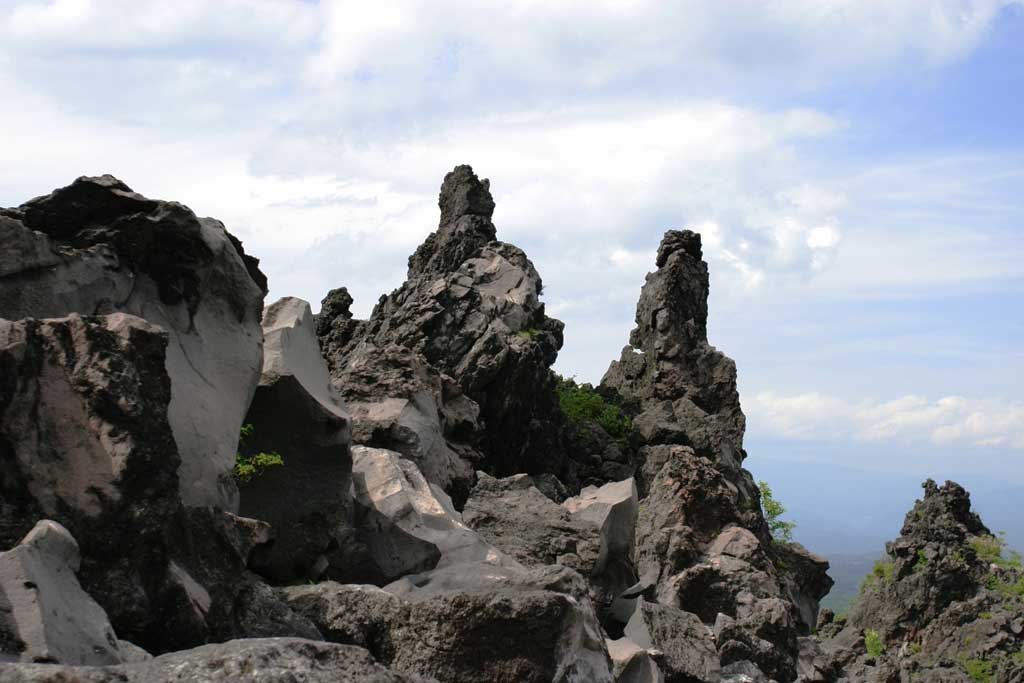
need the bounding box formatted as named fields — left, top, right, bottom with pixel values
left=748, top=391, right=1024, bottom=450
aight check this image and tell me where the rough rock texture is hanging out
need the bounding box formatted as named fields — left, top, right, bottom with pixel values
left=351, top=446, right=514, bottom=584
left=607, top=637, right=665, bottom=683
left=463, top=472, right=602, bottom=577
left=601, top=231, right=831, bottom=681
left=0, top=313, right=312, bottom=653
left=285, top=567, right=614, bottom=683
left=809, top=480, right=1024, bottom=682
left=238, top=297, right=355, bottom=583
left=564, top=478, right=641, bottom=601
left=318, top=166, right=573, bottom=497
left=624, top=599, right=720, bottom=683
left=0, top=520, right=121, bottom=665
left=0, top=175, right=267, bottom=510
left=0, top=638, right=432, bottom=682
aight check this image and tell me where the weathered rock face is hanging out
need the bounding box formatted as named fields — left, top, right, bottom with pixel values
left=350, top=446, right=514, bottom=584
left=0, top=176, right=267, bottom=509
left=285, top=568, right=614, bottom=683
left=318, top=165, right=571, bottom=496
left=810, top=480, right=1024, bottom=683
left=0, top=520, right=122, bottom=665
left=0, top=313, right=182, bottom=643
left=0, top=638, right=433, bottom=683
left=624, top=599, right=721, bottom=683
left=601, top=231, right=831, bottom=682
left=237, top=297, right=355, bottom=583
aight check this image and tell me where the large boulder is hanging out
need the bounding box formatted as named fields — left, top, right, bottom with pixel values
left=624, top=599, right=720, bottom=683
left=563, top=478, right=640, bottom=599
left=317, top=166, right=574, bottom=494
left=237, top=296, right=356, bottom=583
left=351, top=446, right=514, bottom=584
left=0, top=638, right=433, bottom=683
left=0, top=312, right=313, bottom=652
left=0, top=520, right=121, bottom=665
left=0, top=175, right=267, bottom=510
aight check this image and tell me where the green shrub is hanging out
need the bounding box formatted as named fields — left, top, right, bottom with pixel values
left=864, top=628, right=884, bottom=658
left=860, top=558, right=894, bottom=592
left=234, top=423, right=284, bottom=482
left=961, top=657, right=992, bottom=683
left=913, top=549, right=930, bottom=573
left=970, top=535, right=1005, bottom=564
left=757, top=480, right=796, bottom=543
left=555, top=376, right=632, bottom=441
left=516, top=327, right=540, bottom=339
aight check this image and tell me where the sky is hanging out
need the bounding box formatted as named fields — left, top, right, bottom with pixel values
left=1, top=1, right=1021, bottom=549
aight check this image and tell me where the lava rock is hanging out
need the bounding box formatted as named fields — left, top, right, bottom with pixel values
left=237, top=297, right=355, bottom=583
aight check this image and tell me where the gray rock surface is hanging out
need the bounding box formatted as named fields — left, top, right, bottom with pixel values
left=564, top=478, right=640, bottom=599
left=607, top=637, right=665, bottom=683
left=0, top=521, right=121, bottom=665
left=238, top=296, right=356, bottom=583
left=624, top=599, right=720, bottom=683
left=0, top=175, right=267, bottom=510
left=0, top=638, right=432, bottom=682
left=318, top=166, right=573, bottom=495
left=351, top=446, right=514, bottom=583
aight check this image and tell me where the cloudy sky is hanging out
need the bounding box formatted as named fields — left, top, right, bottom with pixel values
left=2, top=1, right=1022, bottom=531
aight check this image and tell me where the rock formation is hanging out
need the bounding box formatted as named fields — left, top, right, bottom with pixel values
left=237, top=296, right=356, bottom=583
left=804, top=480, right=1024, bottom=682
left=602, top=230, right=832, bottom=681
left=317, top=165, right=574, bottom=501
left=0, top=175, right=267, bottom=510
left=12, top=166, right=996, bottom=683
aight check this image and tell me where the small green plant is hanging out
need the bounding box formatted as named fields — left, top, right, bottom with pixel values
left=757, top=480, right=796, bottom=543
left=234, top=424, right=284, bottom=482
left=960, top=656, right=992, bottom=683
left=555, top=376, right=632, bottom=442
left=864, top=628, right=884, bottom=658
left=860, top=558, right=895, bottom=592
left=979, top=611, right=993, bottom=619
left=516, top=327, right=540, bottom=339
left=913, top=549, right=930, bottom=573
left=970, top=535, right=1006, bottom=565
left=909, top=642, right=922, bottom=655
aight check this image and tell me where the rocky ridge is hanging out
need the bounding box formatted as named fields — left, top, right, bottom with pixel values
left=1, top=166, right=1012, bottom=683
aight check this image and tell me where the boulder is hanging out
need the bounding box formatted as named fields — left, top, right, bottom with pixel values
left=351, top=446, right=513, bottom=583
left=317, top=166, right=573, bottom=490
left=0, top=175, right=267, bottom=510
left=563, top=478, right=640, bottom=598
left=0, top=638, right=432, bottom=683
left=237, top=296, right=355, bottom=583
left=0, top=520, right=121, bottom=665
left=462, top=472, right=601, bottom=578
left=624, top=599, right=720, bottom=683
left=607, top=638, right=665, bottom=683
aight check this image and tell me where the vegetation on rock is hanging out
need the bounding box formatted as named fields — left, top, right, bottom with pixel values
left=757, top=479, right=795, bottom=543
left=555, top=375, right=632, bottom=441
left=234, top=423, right=284, bottom=482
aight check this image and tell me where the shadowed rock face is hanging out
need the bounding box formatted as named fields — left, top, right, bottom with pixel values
left=237, top=297, right=356, bottom=584
left=1, top=175, right=267, bottom=510
left=318, top=165, right=571, bottom=499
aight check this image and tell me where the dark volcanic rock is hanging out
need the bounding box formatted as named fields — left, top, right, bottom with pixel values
left=812, top=480, right=1024, bottom=682
left=0, top=638, right=432, bottom=683
left=318, top=165, right=572, bottom=496
left=1, top=175, right=267, bottom=510
left=602, top=231, right=831, bottom=681
left=237, top=297, right=356, bottom=584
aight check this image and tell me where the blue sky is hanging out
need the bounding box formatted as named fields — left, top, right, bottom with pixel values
left=1, top=1, right=1021, bottom=546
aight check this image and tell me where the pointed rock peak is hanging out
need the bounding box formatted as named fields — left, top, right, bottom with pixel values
left=901, top=478, right=990, bottom=542
left=438, top=164, right=495, bottom=227
left=655, top=229, right=703, bottom=268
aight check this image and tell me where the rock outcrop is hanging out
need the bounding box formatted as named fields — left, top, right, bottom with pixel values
left=0, top=175, right=267, bottom=510
left=0, top=520, right=122, bottom=665
left=317, top=165, right=573, bottom=500
left=237, top=297, right=356, bottom=583
left=602, top=231, right=832, bottom=681
left=807, top=480, right=1024, bottom=682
